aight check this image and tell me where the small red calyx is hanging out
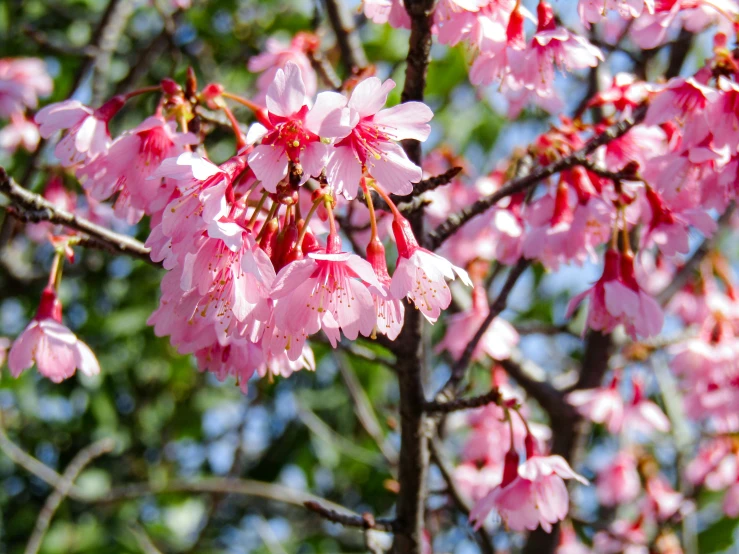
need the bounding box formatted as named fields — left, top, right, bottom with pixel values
left=301, top=226, right=322, bottom=254
left=391, top=217, right=420, bottom=259
left=161, top=78, right=182, bottom=96
left=326, top=232, right=342, bottom=254
left=200, top=83, right=224, bottom=105
left=94, top=95, right=126, bottom=122
left=524, top=433, right=539, bottom=459
left=274, top=220, right=299, bottom=271
left=366, top=237, right=391, bottom=282
left=507, top=6, right=526, bottom=50
left=259, top=219, right=279, bottom=257
left=35, top=287, right=63, bottom=323
left=501, top=448, right=520, bottom=488
left=536, top=0, right=556, bottom=32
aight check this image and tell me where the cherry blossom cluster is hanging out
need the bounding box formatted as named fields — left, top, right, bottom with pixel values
left=0, top=57, right=51, bottom=154
left=15, top=61, right=471, bottom=388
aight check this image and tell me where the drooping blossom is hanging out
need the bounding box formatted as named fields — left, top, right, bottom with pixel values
left=0, top=113, right=40, bottom=153
left=470, top=437, right=588, bottom=532
left=435, top=286, right=519, bottom=362
left=248, top=33, right=319, bottom=101
left=318, top=76, right=433, bottom=198
left=567, top=375, right=625, bottom=434
left=35, top=96, right=125, bottom=167
left=270, top=233, right=384, bottom=352
left=509, top=1, right=603, bottom=97
left=645, top=475, right=685, bottom=521
left=0, top=57, right=52, bottom=117
left=77, top=115, right=198, bottom=222
left=247, top=63, right=340, bottom=192
left=596, top=451, right=641, bottom=507
left=390, top=217, right=472, bottom=323
left=8, top=288, right=100, bottom=383
left=366, top=237, right=405, bottom=340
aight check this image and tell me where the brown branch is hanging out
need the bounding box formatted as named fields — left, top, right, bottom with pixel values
left=358, top=167, right=460, bottom=214
left=24, top=438, right=115, bottom=554
left=322, top=0, right=368, bottom=72
left=391, top=0, right=436, bottom=550
left=424, top=388, right=502, bottom=413
left=428, top=105, right=648, bottom=250
left=0, top=167, right=156, bottom=264
left=498, top=357, right=572, bottom=420
left=434, top=259, right=531, bottom=404
left=303, top=501, right=395, bottom=532
left=308, top=50, right=342, bottom=90
left=429, top=439, right=495, bottom=554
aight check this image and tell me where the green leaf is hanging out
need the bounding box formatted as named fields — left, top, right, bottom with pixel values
left=698, top=517, right=739, bottom=553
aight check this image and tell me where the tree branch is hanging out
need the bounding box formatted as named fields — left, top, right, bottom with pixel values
left=429, top=439, right=495, bottom=554
left=434, top=259, right=530, bottom=404
left=428, top=105, right=648, bottom=250
left=322, top=0, right=368, bottom=72
left=24, top=438, right=115, bottom=554
left=424, top=388, right=502, bottom=413
left=0, top=167, right=156, bottom=264
left=303, top=501, right=395, bottom=532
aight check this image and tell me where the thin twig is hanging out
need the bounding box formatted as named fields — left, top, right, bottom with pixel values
left=428, top=105, right=648, bottom=249
left=304, top=501, right=395, bottom=532
left=24, top=438, right=115, bottom=554
left=0, top=167, right=156, bottom=264
left=322, top=0, right=368, bottom=72
left=424, top=388, right=501, bottom=413
left=429, top=439, right=495, bottom=554
left=434, top=259, right=531, bottom=404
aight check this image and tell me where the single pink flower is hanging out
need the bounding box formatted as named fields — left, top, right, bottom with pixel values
left=470, top=441, right=587, bottom=532
left=623, top=376, right=671, bottom=436
left=8, top=288, right=100, bottom=383
left=0, top=57, right=52, bottom=117
left=77, top=115, right=197, bottom=222
left=247, top=62, right=337, bottom=192
left=509, top=1, right=603, bottom=96
left=270, top=234, right=384, bottom=348
left=604, top=252, right=664, bottom=340
left=389, top=217, right=472, bottom=323
left=363, top=0, right=411, bottom=28
left=567, top=375, right=625, bottom=434
left=248, top=33, right=319, bottom=102
left=35, top=96, right=124, bottom=167
left=644, top=71, right=718, bottom=127
left=319, top=76, right=433, bottom=198
left=685, top=438, right=738, bottom=490
left=435, top=286, right=519, bottom=361
left=645, top=475, right=685, bottom=521
left=596, top=451, right=641, bottom=507
left=0, top=113, right=40, bottom=153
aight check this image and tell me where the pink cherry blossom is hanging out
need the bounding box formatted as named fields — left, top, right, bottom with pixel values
left=435, top=287, right=519, bottom=362
left=685, top=438, right=738, bottom=490
left=389, top=217, right=472, bottom=323
left=644, top=71, right=718, bottom=128
left=35, top=96, right=124, bottom=167
left=596, top=451, right=641, bottom=507
left=270, top=234, right=384, bottom=348
left=366, top=237, right=405, bottom=340
left=0, top=57, right=52, bottom=118
left=567, top=376, right=625, bottom=434
left=470, top=446, right=587, bottom=532
left=509, top=1, right=603, bottom=96
left=77, top=115, right=197, bottom=222
left=0, top=113, right=40, bottom=153
left=319, top=76, right=433, bottom=198
left=362, top=0, right=411, bottom=28
left=248, top=33, right=318, bottom=102
left=8, top=288, right=100, bottom=383
left=247, top=63, right=334, bottom=193
left=645, top=475, right=685, bottom=521
left=623, top=376, right=671, bottom=436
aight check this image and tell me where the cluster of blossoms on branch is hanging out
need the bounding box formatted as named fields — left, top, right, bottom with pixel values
left=4, top=0, right=739, bottom=546
left=0, top=57, right=50, bottom=154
